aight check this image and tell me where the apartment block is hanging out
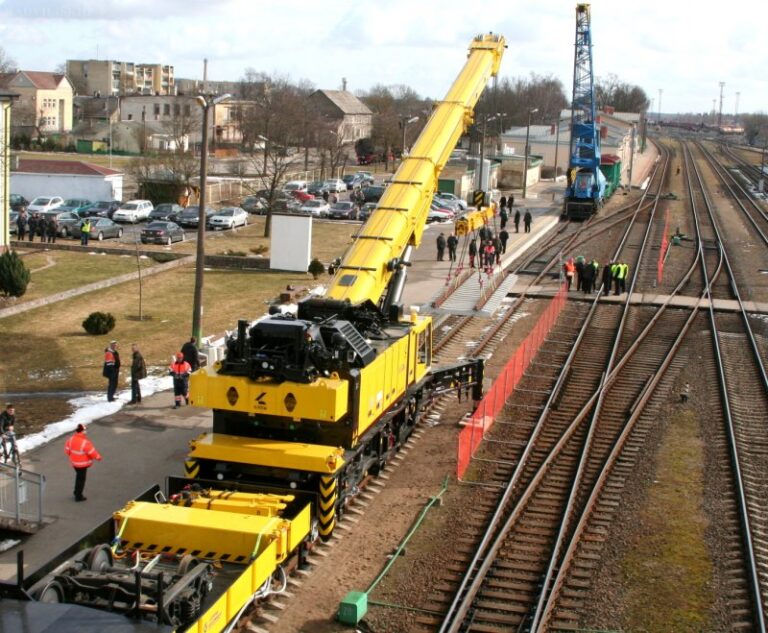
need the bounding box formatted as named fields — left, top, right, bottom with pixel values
left=66, top=60, right=175, bottom=96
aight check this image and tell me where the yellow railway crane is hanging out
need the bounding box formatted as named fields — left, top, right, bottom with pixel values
left=188, top=34, right=506, bottom=539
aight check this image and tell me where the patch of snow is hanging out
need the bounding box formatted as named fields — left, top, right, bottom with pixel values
left=0, top=539, right=21, bottom=553
left=16, top=374, right=173, bottom=455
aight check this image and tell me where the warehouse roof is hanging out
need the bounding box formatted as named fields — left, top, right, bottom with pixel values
left=15, top=159, right=122, bottom=177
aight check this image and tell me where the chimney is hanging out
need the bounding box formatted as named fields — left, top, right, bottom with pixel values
left=203, top=58, right=208, bottom=94
left=600, top=125, right=608, bottom=139
left=342, top=77, right=347, bottom=91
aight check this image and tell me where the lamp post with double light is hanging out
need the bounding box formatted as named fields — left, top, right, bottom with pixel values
left=522, top=107, right=538, bottom=199
left=400, top=115, right=419, bottom=158
left=191, top=93, right=231, bottom=341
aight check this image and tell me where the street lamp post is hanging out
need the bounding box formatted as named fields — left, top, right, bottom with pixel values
left=477, top=113, right=499, bottom=197
left=192, top=93, right=231, bottom=342
left=522, top=107, right=538, bottom=199
left=400, top=115, right=419, bottom=158
left=553, top=118, right=562, bottom=181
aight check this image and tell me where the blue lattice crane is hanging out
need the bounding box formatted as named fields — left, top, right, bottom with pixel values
left=564, top=3, right=606, bottom=219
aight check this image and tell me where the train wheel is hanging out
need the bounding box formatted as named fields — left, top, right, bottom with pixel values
left=184, top=458, right=200, bottom=479
left=318, top=475, right=338, bottom=541
left=87, top=544, right=114, bottom=571
left=38, top=580, right=64, bottom=603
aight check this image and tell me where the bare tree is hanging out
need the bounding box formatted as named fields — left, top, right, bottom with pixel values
left=0, top=47, right=17, bottom=73
left=161, top=106, right=201, bottom=152
left=596, top=74, right=650, bottom=113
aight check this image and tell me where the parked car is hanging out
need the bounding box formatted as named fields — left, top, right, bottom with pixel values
left=342, top=174, right=363, bottom=190
left=70, top=217, right=124, bottom=240
left=358, top=202, right=377, bottom=222
left=9, top=194, right=29, bottom=212
left=431, top=195, right=461, bottom=213
left=355, top=171, right=375, bottom=186
left=140, top=221, right=185, bottom=245
left=178, top=206, right=217, bottom=228
left=58, top=198, right=92, bottom=215
left=113, top=200, right=154, bottom=223
left=323, top=179, right=346, bottom=194
left=9, top=210, right=18, bottom=234
left=40, top=210, right=83, bottom=237
left=290, top=190, right=315, bottom=203
left=307, top=181, right=328, bottom=196
left=435, top=191, right=468, bottom=211
left=427, top=203, right=455, bottom=223
left=362, top=185, right=386, bottom=203
left=328, top=201, right=358, bottom=220
left=28, top=196, right=64, bottom=213
left=242, top=196, right=268, bottom=215
left=282, top=180, right=309, bottom=194
left=82, top=200, right=122, bottom=218
left=300, top=199, right=330, bottom=218
left=209, top=207, right=248, bottom=230
left=148, top=203, right=184, bottom=222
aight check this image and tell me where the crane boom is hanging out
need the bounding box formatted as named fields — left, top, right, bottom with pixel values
left=564, top=3, right=605, bottom=219
left=325, top=34, right=505, bottom=308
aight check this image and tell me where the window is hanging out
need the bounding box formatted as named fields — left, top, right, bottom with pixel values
left=127, top=114, right=133, bottom=121
left=154, top=104, right=160, bottom=116
left=174, top=103, right=180, bottom=116
left=163, top=104, right=170, bottom=116
left=184, top=105, right=191, bottom=116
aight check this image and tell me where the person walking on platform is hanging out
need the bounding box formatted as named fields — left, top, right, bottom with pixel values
left=514, top=208, right=521, bottom=233
left=64, top=424, right=102, bottom=502
left=436, top=232, right=446, bottom=261
left=564, top=257, right=575, bottom=290
left=499, top=229, right=509, bottom=255
left=523, top=210, right=532, bottom=233
left=170, top=352, right=193, bottom=408
left=128, top=343, right=147, bottom=404
left=499, top=195, right=507, bottom=212
left=500, top=206, right=508, bottom=230
left=483, top=241, right=495, bottom=272
left=447, top=233, right=458, bottom=262
left=509, top=194, right=515, bottom=209
left=468, top=237, right=477, bottom=268
left=581, top=259, right=595, bottom=293
left=103, top=340, right=120, bottom=402
left=601, top=260, right=613, bottom=294
left=493, top=236, right=502, bottom=265
left=619, top=261, right=629, bottom=294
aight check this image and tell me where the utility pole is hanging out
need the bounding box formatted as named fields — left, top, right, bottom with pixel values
left=523, top=107, right=538, bottom=199
left=735, top=91, right=740, bottom=122
left=657, top=88, right=663, bottom=125
left=718, top=81, right=725, bottom=128
left=553, top=118, right=561, bottom=181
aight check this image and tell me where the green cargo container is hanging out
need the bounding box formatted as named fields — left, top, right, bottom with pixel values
left=600, top=155, right=622, bottom=199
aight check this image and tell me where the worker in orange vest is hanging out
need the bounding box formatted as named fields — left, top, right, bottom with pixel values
left=169, top=352, right=193, bottom=408
left=64, top=424, right=102, bottom=502
left=564, top=258, right=576, bottom=291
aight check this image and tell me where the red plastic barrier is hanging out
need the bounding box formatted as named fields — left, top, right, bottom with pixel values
left=457, top=284, right=568, bottom=479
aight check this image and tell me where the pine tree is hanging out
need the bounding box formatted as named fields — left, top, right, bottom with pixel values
left=0, top=250, right=31, bottom=297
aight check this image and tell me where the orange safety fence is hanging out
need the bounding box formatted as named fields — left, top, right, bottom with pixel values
left=657, top=207, right=670, bottom=285
left=457, top=284, right=568, bottom=479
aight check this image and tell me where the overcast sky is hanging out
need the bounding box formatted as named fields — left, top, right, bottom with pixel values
left=1, top=0, right=765, bottom=115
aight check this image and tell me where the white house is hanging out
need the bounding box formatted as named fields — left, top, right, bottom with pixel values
left=11, top=159, right=124, bottom=202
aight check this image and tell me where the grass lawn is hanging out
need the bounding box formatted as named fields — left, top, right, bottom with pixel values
left=0, top=218, right=360, bottom=393
left=14, top=250, right=154, bottom=303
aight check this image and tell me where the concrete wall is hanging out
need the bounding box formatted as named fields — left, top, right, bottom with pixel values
left=10, top=173, right=123, bottom=202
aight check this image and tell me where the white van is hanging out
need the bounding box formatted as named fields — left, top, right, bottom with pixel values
left=283, top=180, right=309, bottom=194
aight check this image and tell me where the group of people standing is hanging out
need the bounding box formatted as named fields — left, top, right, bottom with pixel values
left=101, top=337, right=201, bottom=408
left=16, top=210, right=59, bottom=243
left=498, top=195, right=532, bottom=234
left=563, top=256, right=630, bottom=296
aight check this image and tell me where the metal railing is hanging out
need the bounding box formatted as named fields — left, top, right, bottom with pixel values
left=0, top=464, right=45, bottom=534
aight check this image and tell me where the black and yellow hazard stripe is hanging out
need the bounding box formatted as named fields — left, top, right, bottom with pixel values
left=184, top=458, right=200, bottom=479
left=318, top=475, right=337, bottom=540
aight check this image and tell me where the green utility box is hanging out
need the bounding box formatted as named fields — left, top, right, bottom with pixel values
left=338, top=591, right=368, bottom=625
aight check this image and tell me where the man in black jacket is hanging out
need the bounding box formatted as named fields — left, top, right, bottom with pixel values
left=0, top=403, right=16, bottom=463
left=128, top=343, right=147, bottom=404
left=181, top=337, right=200, bottom=371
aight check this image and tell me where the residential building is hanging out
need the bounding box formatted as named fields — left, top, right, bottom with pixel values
left=0, top=71, right=74, bottom=134
left=1, top=89, right=19, bottom=249
left=308, top=90, right=372, bottom=142
left=66, top=60, right=175, bottom=96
